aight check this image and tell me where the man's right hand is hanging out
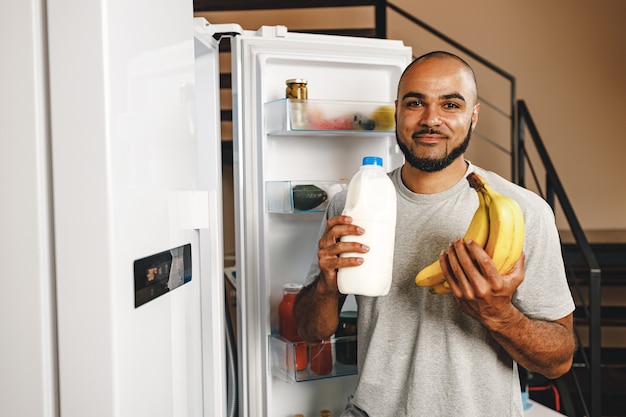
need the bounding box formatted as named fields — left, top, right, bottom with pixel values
left=293, top=215, right=368, bottom=342
left=317, top=215, right=369, bottom=290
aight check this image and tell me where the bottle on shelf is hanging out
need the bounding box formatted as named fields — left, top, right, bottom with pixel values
left=279, top=283, right=308, bottom=371
left=337, top=156, right=397, bottom=296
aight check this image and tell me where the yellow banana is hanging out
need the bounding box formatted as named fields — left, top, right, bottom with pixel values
left=493, top=196, right=525, bottom=274
left=414, top=260, right=446, bottom=287
left=469, top=173, right=525, bottom=275
left=419, top=173, right=524, bottom=295
left=414, top=187, right=490, bottom=287
left=429, top=280, right=451, bottom=295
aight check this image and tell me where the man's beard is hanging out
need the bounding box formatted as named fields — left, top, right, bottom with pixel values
left=396, top=123, right=473, bottom=173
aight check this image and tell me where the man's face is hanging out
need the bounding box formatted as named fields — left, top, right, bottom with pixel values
left=394, top=57, right=480, bottom=172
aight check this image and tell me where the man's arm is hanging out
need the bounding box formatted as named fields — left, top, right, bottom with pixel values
left=442, top=238, right=576, bottom=379
left=294, top=215, right=367, bottom=343
left=483, top=305, right=575, bottom=379
left=294, top=277, right=345, bottom=343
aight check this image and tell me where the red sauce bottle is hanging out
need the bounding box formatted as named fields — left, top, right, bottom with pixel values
left=279, top=283, right=308, bottom=371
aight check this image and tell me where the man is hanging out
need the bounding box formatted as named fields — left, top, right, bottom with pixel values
left=293, top=51, right=576, bottom=416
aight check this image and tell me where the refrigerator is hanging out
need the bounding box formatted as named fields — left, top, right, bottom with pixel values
left=1, top=1, right=409, bottom=416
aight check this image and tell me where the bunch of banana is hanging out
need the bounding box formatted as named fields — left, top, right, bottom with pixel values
left=414, top=172, right=525, bottom=294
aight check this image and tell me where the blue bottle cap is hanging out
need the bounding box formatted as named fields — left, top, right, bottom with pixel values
left=362, top=156, right=383, bottom=167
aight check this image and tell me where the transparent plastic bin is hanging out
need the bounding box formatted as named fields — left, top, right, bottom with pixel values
left=265, top=99, right=396, bottom=135
left=269, top=334, right=358, bottom=383
left=266, top=180, right=348, bottom=213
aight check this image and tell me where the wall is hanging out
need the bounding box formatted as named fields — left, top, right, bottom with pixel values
left=199, top=0, right=626, bottom=238
left=390, top=0, right=626, bottom=235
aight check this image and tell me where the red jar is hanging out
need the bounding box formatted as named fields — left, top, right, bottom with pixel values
left=279, top=283, right=308, bottom=371
left=310, top=339, right=333, bottom=375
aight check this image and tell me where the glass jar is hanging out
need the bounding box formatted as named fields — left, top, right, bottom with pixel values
left=335, top=310, right=357, bottom=365
left=279, top=283, right=308, bottom=371
left=285, top=78, right=308, bottom=100
left=309, top=339, right=333, bottom=375
left=285, top=78, right=308, bottom=129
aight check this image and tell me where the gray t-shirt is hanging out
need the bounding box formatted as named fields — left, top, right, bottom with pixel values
left=305, top=162, right=575, bottom=417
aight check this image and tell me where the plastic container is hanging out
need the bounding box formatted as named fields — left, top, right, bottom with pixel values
left=279, top=283, right=308, bottom=371
left=337, top=156, right=396, bottom=296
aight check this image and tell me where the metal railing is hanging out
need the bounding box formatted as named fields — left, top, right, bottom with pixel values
left=517, top=100, right=602, bottom=417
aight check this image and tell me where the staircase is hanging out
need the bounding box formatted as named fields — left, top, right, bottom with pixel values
left=194, top=1, right=625, bottom=416
left=562, top=239, right=626, bottom=417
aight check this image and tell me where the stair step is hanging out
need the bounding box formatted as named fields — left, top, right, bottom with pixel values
left=573, top=347, right=626, bottom=368
left=574, top=306, right=626, bottom=327
left=563, top=243, right=626, bottom=287
left=562, top=242, right=626, bottom=266
left=568, top=266, right=626, bottom=286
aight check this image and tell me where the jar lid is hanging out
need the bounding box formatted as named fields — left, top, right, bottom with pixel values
left=283, top=283, right=304, bottom=293
left=286, top=78, right=307, bottom=84
left=339, top=310, right=358, bottom=323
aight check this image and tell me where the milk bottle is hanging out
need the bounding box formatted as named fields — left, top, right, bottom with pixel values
left=337, top=156, right=396, bottom=296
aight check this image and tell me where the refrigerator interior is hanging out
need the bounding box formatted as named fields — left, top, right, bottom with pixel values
left=223, top=22, right=413, bottom=417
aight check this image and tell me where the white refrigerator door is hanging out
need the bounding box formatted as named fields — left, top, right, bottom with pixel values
left=46, top=3, right=225, bottom=417
left=228, top=23, right=412, bottom=417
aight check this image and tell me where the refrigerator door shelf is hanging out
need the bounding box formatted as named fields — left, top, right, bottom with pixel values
left=269, top=334, right=358, bottom=383
left=266, top=180, right=349, bottom=214
left=265, top=99, right=396, bottom=135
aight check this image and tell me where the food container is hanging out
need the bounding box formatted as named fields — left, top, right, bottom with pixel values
left=286, top=78, right=308, bottom=100
left=335, top=310, right=357, bottom=365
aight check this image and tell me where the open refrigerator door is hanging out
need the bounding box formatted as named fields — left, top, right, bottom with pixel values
left=224, top=20, right=412, bottom=417
left=195, top=18, right=567, bottom=417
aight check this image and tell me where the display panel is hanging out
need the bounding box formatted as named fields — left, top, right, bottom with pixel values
left=134, top=244, right=192, bottom=307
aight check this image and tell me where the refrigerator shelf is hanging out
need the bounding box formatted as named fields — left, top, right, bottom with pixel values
left=266, top=180, right=348, bottom=213
left=265, top=98, right=396, bottom=135
left=269, top=334, right=358, bottom=383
